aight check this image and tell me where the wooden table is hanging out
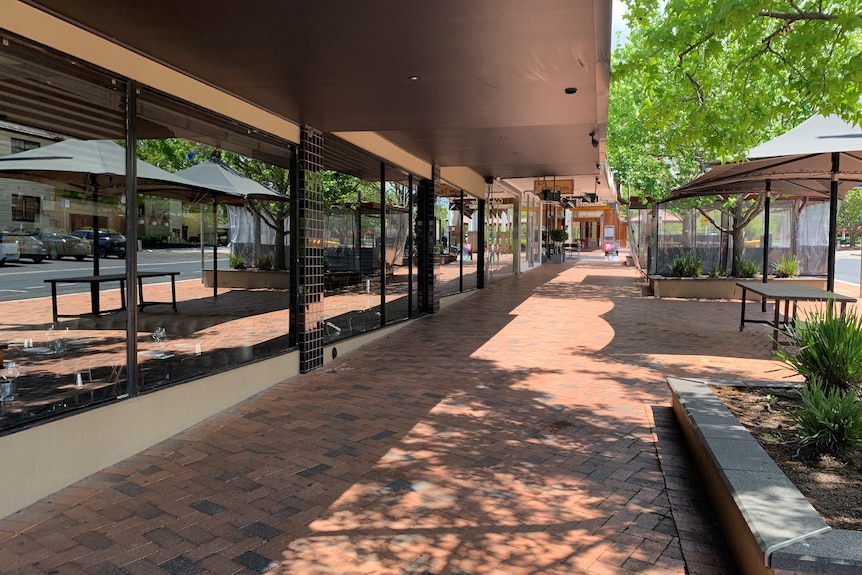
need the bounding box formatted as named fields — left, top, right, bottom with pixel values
left=736, top=281, right=856, bottom=349
left=45, top=271, right=180, bottom=323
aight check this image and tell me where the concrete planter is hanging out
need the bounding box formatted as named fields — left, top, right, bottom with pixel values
left=202, top=268, right=290, bottom=289
left=649, top=276, right=826, bottom=299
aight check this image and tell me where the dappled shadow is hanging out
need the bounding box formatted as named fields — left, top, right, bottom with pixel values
left=0, top=259, right=704, bottom=575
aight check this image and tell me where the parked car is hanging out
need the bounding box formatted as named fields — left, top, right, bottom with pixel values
left=0, top=234, right=21, bottom=265
left=32, top=231, right=91, bottom=261
left=0, top=232, right=47, bottom=263
left=71, top=229, right=127, bottom=258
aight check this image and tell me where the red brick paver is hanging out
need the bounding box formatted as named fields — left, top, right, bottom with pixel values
left=0, top=251, right=814, bottom=574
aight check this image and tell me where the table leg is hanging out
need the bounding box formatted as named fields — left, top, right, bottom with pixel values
left=739, top=286, right=747, bottom=331
left=772, top=298, right=780, bottom=350
left=137, top=277, right=145, bottom=311
left=170, top=275, right=177, bottom=312
left=119, top=280, right=126, bottom=311
left=50, top=282, right=59, bottom=324
left=90, top=281, right=100, bottom=317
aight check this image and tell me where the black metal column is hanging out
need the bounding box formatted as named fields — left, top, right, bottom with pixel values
left=379, top=161, right=387, bottom=325
left=477, top=198, right=486, bottom=288
left=296, top=126, right=325, bottom=372
left=828, top=152, right=840, bottom=292
left=124, top=80, right=139, bottom=397
left=762, top=184, right=771, bottom=285
left=416, top=165, right=440, bottom=314
left=288, top=146, right=300, bottom=348
left=407, top=174, right=414, bottom=318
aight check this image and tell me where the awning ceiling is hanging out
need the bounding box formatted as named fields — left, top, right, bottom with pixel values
left=2, top=1, right=611, bottom=182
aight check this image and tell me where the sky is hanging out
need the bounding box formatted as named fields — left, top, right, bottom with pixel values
left=612, top=0, right=630, bottom=46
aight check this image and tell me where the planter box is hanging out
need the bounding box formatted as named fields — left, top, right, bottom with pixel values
left=202, top=268, right=290, bottom=289
left=649, top=276, right=827, bottom=300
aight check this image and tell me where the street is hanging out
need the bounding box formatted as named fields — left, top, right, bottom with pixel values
left=0, top=247, right=229, bottom=303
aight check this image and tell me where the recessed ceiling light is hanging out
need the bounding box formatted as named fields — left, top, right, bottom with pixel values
left=408, top=75, right=421, bottom=81
left=564, top=87, right=577, bottom=95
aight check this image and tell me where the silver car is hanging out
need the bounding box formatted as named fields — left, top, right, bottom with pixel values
left=1, top=233, right=48, bottom=263
left=32, top=231, right=91, bottom=261
left=0, top=235, right=20, bottom=265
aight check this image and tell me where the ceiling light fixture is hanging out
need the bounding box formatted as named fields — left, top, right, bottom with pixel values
left=590, top=132, right=599, bottom=148
left=408, top=75, right=421, bottom=81
left=564, top=87, right=577, bottom=95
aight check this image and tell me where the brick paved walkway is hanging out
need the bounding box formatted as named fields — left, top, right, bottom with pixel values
left=1, top=251, right=821, bottom=574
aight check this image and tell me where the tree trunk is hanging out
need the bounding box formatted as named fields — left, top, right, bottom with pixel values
left=730, top=202, right=745, bottom=277
left=253, top=211, right=262, bottom=266
left=273, top=221, right=287, bottom=271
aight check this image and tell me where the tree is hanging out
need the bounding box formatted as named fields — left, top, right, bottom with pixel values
left=608, top=40, right=767, bottom=277
left=618, top=0, right=860, bottom=158
left=838, top=187, right=862, bottom=246
left=137, top=139, right=293, bottom=270
left=609, top=2, right=859, bottom=274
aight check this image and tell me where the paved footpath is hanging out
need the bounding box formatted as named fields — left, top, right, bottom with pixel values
left=0, top=253, right=806, bottom=574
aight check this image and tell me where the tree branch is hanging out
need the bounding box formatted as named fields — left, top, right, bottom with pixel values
left=696, top=206, right=729, bottom=234
left=757, top=10, right=853, bottom=22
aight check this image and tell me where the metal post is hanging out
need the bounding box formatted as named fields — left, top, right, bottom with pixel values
left=459, top=188, right=464, bottom=292
left=124, top=80, right=139, bottom=397
left=762, top=183, right=771, bottom=285
left=379, top=161, right=386, bottom=326
left=827, top=152, right=840, bottom=292
left=213, top=193, right=219, bottom=298
left=407, top=174, right=414, bottom=318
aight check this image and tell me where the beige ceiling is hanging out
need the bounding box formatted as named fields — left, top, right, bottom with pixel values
left=17, top=0, right=611, bottom=182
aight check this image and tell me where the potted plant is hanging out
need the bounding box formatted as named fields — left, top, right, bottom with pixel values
left=549, top=229, right=568, bottom=263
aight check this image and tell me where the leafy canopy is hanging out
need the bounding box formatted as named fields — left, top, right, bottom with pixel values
left=609, top=0, right=861, bottom=204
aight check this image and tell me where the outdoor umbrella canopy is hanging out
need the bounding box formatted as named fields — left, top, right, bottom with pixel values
left=668, top=115, right=862, bottom=201
left=666, top=114, right=862, bottom=290
left=0, top=139, right=235, bottom=203
left=176, top=158, right=288, bottom=299
left=175, top=158, right=287, bottom=202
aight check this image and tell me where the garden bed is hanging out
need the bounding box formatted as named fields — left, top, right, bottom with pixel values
left=649, top=275, right=826, bottom=299
left=202, top=268, right=290, bottom=289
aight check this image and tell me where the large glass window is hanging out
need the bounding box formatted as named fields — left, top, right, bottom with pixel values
left=134, top=88, right=295, bottom=391
left=0, top=30, right=297, bottom=433
left=0, top=36, right=129, bottom=432
left=435, top=184, right=479, bottom=297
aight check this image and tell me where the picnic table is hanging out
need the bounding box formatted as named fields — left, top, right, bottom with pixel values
left=736, top=281, right=856, bottom=349
left=44, top=271, right=180, bottom=323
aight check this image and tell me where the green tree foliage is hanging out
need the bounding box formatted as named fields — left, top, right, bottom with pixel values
left=838, top=187, right=862, bottom=245
left=617, top=0, right=860, bottom=159
left=609, top=1, right=860, bottom=274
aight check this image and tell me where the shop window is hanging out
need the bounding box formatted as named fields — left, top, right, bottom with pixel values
left=10, top=138, right=40, bottom=155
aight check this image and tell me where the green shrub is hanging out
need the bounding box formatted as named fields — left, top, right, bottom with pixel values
left=736, top=259, right=758, bottom=278
left=229, top=253, right=246, bottom=270
left=256, top=255, right=272, bottom=270
left=549, top=229, right=569, bottom=243
left=772, top=253, right=800, bottom=278
left=794, top=379, right=862, bottom=454
left=708, top=267, right=728, bottom=278
left=778, top=307, right=862, bottom=394
left=668, top=253, right=701, bottom=277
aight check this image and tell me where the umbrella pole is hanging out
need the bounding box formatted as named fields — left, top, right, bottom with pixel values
left=762, top=185, right=770, bottom=285
left=213, top=193, right=218, bottom=299
left=200, top=203, right=205, bottom=282
left=89, top=176, right=101, bottom=318
left=828, top=152, right=839, bottom=292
